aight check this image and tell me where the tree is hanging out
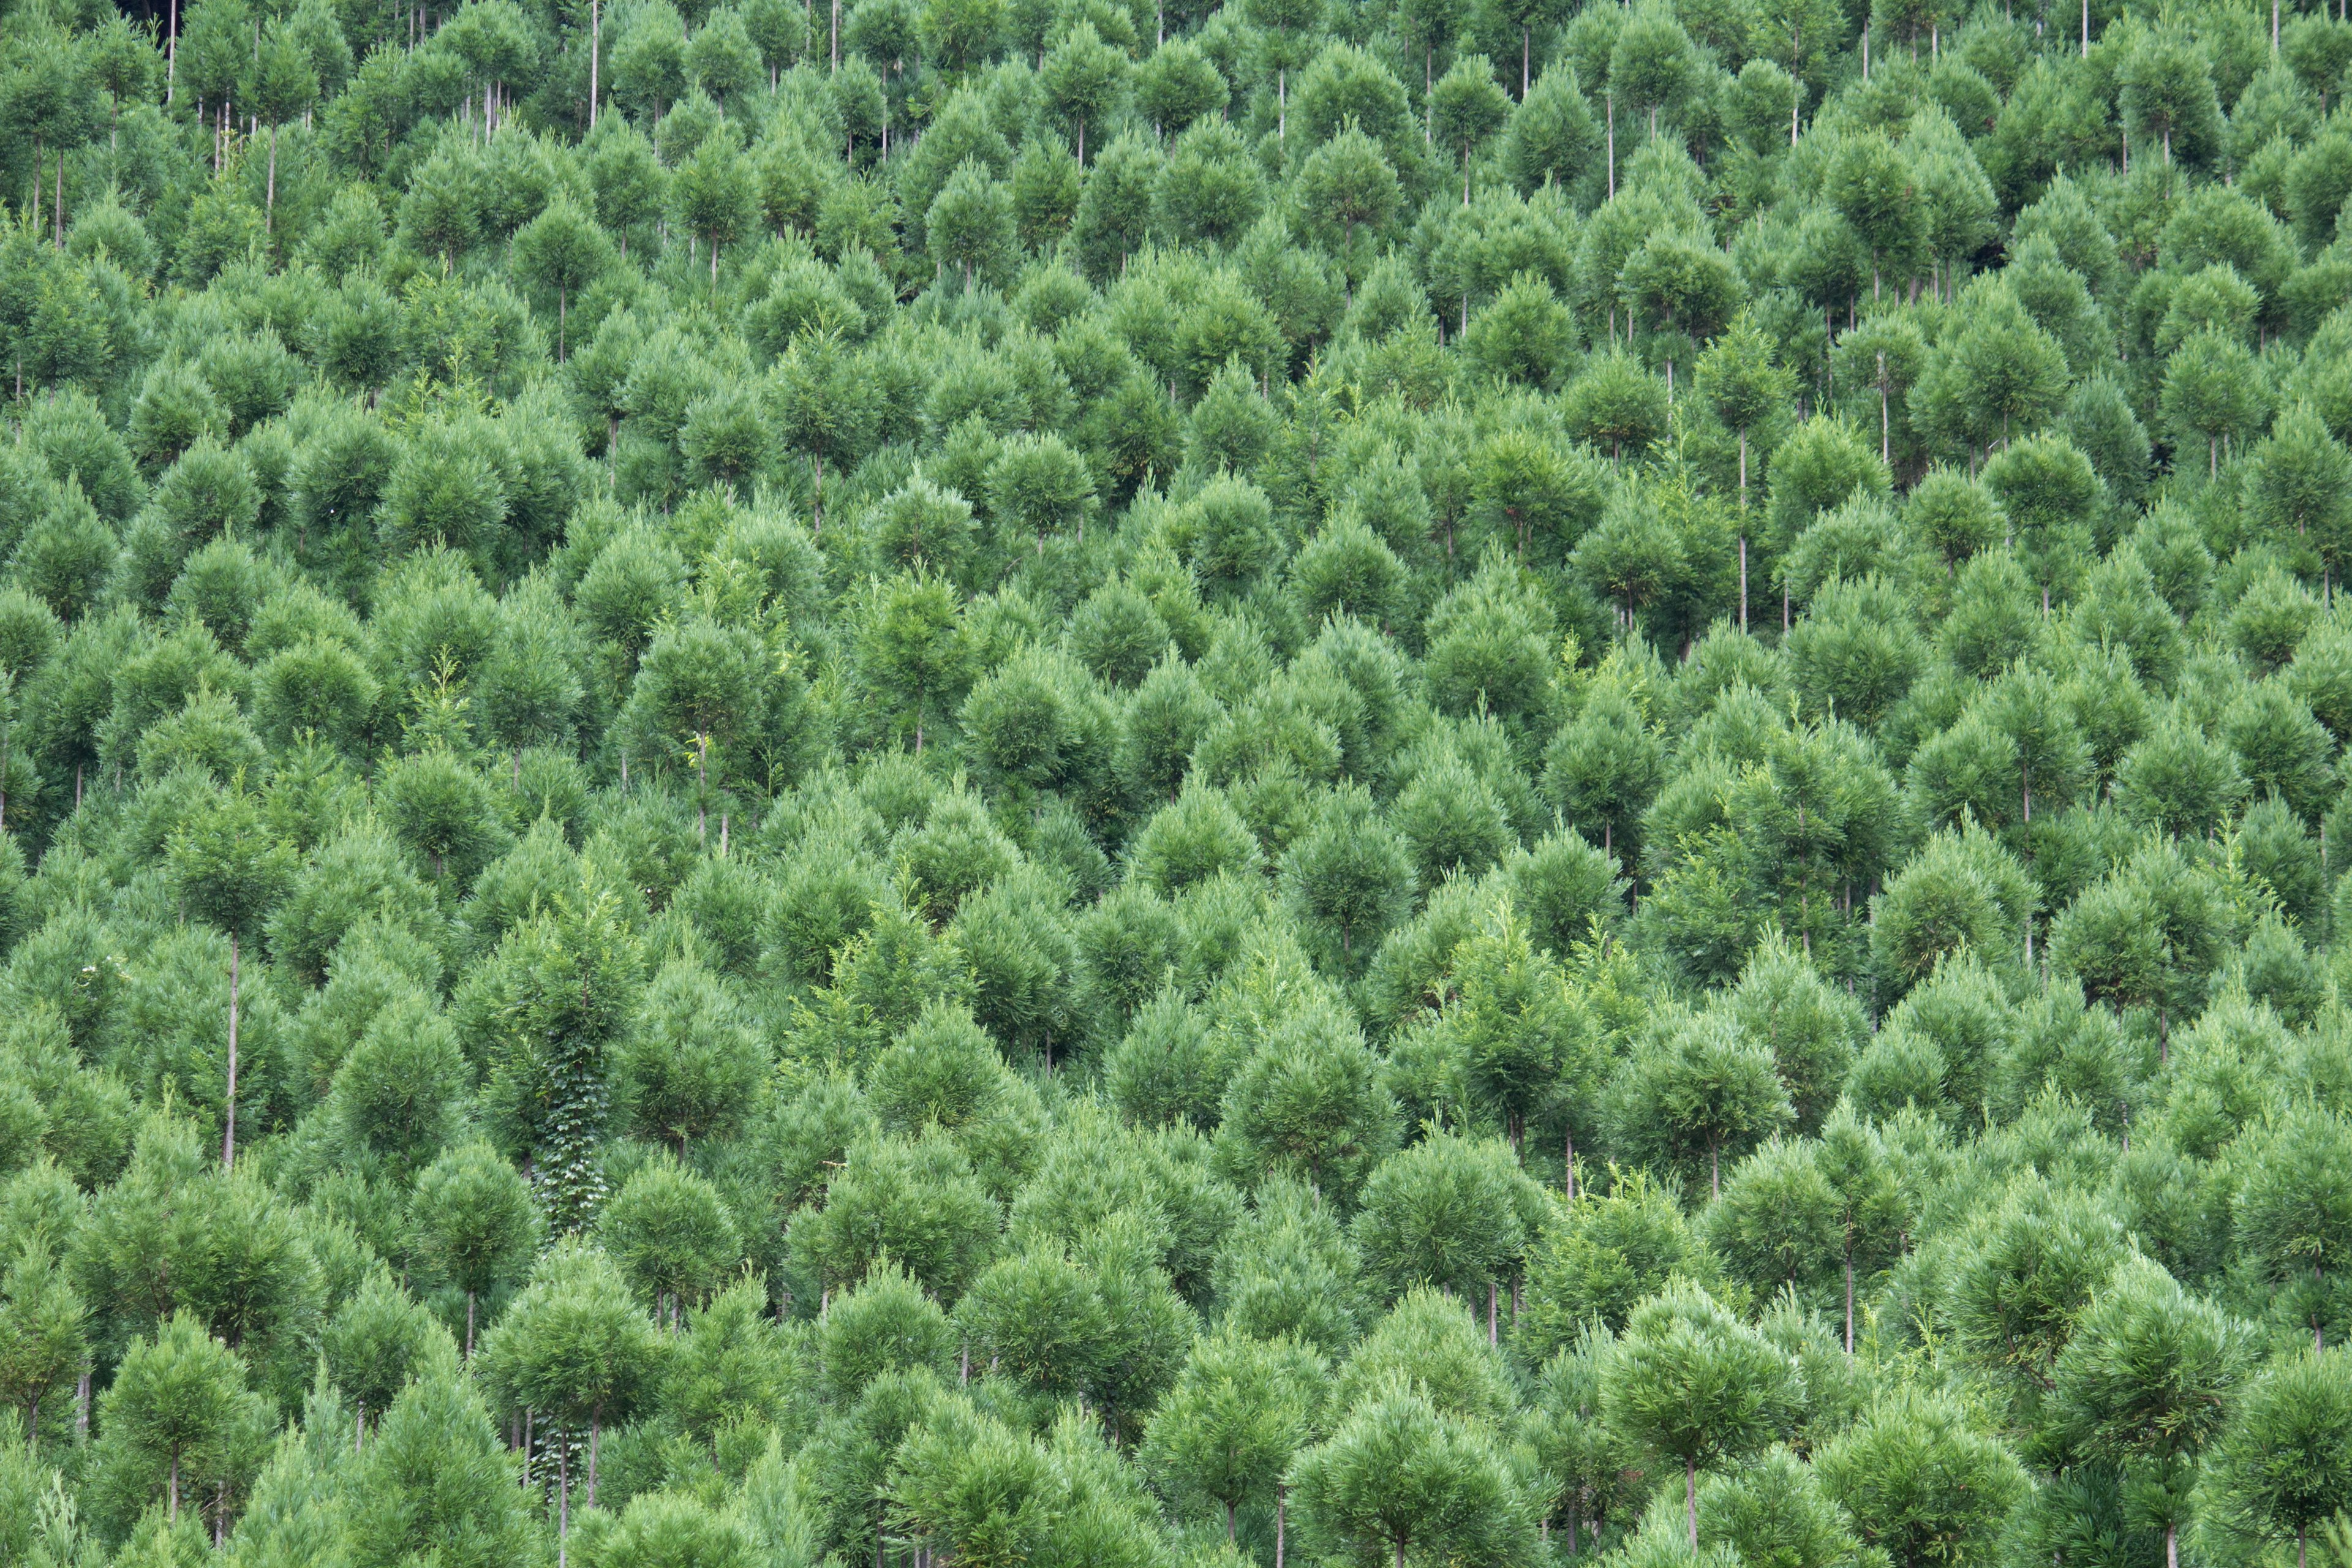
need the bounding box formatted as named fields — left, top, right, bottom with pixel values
left=1136, top=37, right=1227, bottom=132
left=1294, top=127, right=1401, bottom=275
left=1607, top=1014, right=1793, bottom=1197
left=246, top=23, right=317, bottom=232
left=788, top=1133, right=1001, bottom=1304
left=1490, top=0, right=1569, bottom=96
left=165, top=784, right=295, bottom=1172
left=2119, top=34, right=2220, bottom=167
left=596, top=1153, right=741, bottom=1325
left=477, top=1240, right=662, bottom=1541
left=346, top=1358, right=534, bottom=1568
left=1430, top=56, right=1509, bottom=204
left=2206, top=1347, right=2352, bottom=1568
left=616, top=958, right=766, bottom=1153
left=1949, top=1181, right=2127, bottom=1393
left=1698, top=316, right=1795, bottom=620
left=1451, top=898, right=1592, bottom=1161
left=1814, top=1385, right=2028, bottom=1568
left=1245, top=0, right=1322, bottom=135
left=474, top=892, right=644, bottom=1234
left=2162, top=330, right=2269, bottom=477
left=1825, top=133, right=1922, bottom=300
left=1140, top=1326, right=1320, bottom=1539
left=410, top=1142, right=538, bottom=1359
left=766, top=330, right=875, bottom=529
left=91, top=1310, right=266, bottom=1527
left=2051, top=1258, right=2244, bottom=1568
left=2233, top=1106, right=2352, bottom=1351
left=1039, top=21, right=1126, bottom=163
left=1281, top=785, right=1413, bottom=967
left=858, top=571, right=970, bottom=753
left=628, top=616, right=766, bottom=843
left=2051, top=842, right=2233, bottom=1059
left=1813, top=1106, right=1912, bottom=1353
left=1351, top=1132, right=1531, bottom=1308
left=1215, top=1005, right=1396, bottom=1206
left=1602, top=1280, right=1792, bottom=1547
left=673, top=130, right=758, bottom=285
left=1609, top=9, right=1698, bottom=138
left=510, top=198, right=614, bottom=360
left=0, top=1243, right=84, bottom=1442
left=1618, top=230, right=1741, bottom=396
left=927, top=159, right=1014, bottom=290
left=1291, top=1379, right=1534, bottom=1568
left=1912, top=281, right=2070, bottom=456
left=2243, top=404, right=2352, bottom=582
left=1705, top=1137, right=1841, bottom=1302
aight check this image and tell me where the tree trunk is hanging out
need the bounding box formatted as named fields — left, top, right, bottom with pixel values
left=558, top=1436, right=570, bottom=1568
left=590, top=0, right=600, bottom=127
left=1686, top=1457, right=1698, bottom=1548
left=266, top=122, right=277, bottom=231
left=223, top=933, right=239, bottom=1170
left=1844, top=1245, right=1855, bottom=1353
left=466, top=1289, right=477, bottom=1359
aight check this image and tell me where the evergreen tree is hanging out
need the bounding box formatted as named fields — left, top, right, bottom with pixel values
left=1602, top=1280, right=1792, bottom=1547
left=164, top=785, right=295, bottom=1172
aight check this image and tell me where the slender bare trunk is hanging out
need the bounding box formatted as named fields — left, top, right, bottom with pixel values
left=222, top=934, right=239, bottom=1170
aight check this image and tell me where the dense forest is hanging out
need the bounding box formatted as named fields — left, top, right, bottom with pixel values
left=0, top=0, right=2350, bottom=1561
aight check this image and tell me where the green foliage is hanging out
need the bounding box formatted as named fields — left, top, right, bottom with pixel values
left=0, top=1, right=2333, bottom=1558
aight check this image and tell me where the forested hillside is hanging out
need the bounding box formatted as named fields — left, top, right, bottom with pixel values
left=0, top=0, right=2350, bottom=1562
